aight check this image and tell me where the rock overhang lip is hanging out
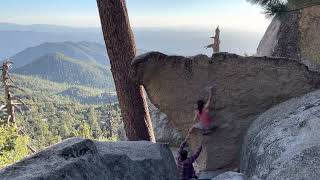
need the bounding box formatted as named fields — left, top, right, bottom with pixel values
left=131, top=51, right=168, bottom=66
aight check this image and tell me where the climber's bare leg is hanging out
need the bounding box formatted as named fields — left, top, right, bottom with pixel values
left=190, top=122, right=211, bottom=135
left=203, top=122, right=218, bottom=135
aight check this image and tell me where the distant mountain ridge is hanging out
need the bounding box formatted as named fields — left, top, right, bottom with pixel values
left=0, top=22, right=263, bottom=59
left=10, top=41, right=109, bottom=67
left=0, top=23, right=106, bottom=58
left=0, top=23, right=100, bottom=33
left=12, top=53, right=113, bottom=88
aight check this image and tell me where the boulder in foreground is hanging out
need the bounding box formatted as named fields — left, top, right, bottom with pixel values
left=0, top=137, right=178, bottom=180
left=241, top=90, right=320, bottom=179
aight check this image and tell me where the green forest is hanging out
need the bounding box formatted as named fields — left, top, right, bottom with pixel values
left=0, top=74, right=123, bottom=168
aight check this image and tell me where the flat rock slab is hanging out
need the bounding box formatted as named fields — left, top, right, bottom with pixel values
left=198, top=170, right=227, bottom=179
left=0, top=138, right=178, bottom=180
left=211, top=171, right=246, bottom=180
left=131, top=52, right=320, bottom=170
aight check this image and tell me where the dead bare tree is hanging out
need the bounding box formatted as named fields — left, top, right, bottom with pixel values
left=97, top=0, right=155, bottom=142
left=1, top=60, right=18, bottom=124
left=0, top=59, right=36, bottom=153
left=205, top=26, right=221, bottom=55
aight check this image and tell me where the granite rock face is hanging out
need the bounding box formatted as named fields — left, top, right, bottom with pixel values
left=149, top=99, right=183, bottom=146
left=131, top=52, right=320, bottom=170
left=241, top=90, right=320, bottom=180
left=257, top=13, right=300, bottom=60
left=257, top=6, right=320, bottom=65
left=0, top=138, right=178, bottom=180
left=212, top=171, right=246, bottom=180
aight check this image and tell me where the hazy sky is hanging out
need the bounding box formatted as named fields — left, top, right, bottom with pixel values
left=0, top=0, right=270, bottom=33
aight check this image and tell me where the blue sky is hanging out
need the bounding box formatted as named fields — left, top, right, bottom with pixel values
left=0, top=0, right=270, bottom=32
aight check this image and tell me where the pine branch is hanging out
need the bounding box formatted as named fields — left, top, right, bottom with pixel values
left=247, top=0, right=289, bottom=18
left=263, top=1, right=289, bottom=18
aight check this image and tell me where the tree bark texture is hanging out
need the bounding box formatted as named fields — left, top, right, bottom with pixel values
left=97, top=0, right=155, bottom=142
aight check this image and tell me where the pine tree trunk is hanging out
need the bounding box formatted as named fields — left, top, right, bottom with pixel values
left=97, top=0, right=155, bottom=142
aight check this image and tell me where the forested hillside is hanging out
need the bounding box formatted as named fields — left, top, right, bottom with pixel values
left=13, top=53, right=114, bottom=88
left=10, top=41, right=109, bottom=67
left=0, top=40, right=121, bottom=167
left=0, top=74, right=123, bottom=168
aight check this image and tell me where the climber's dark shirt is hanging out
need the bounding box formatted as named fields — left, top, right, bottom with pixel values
left=177, top=140, right=202, bottom=180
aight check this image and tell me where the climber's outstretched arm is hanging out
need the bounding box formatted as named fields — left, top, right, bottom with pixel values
left=190, top=145, right=202, bottom=163
left=205, top=86, right=213, bottom=108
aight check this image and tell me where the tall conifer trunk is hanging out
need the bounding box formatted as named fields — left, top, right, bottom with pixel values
left=97, top=0, right=155, bottom=142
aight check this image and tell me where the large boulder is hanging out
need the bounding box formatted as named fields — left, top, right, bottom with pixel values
left=257, top=6, right=320, bottom=65
left=241, top=90, right=320, bottom=180
left=131, top=52, right=320, bottom=170
left=0, top=138, right=178, bottom=180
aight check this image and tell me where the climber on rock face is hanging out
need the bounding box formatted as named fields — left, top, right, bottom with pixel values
left=177, top=133, right=203, bottom=180
left=190, top=86, right=217, bottom=135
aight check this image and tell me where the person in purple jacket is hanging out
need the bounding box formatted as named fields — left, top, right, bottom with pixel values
left=176, top=133, right=203, bottom=180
